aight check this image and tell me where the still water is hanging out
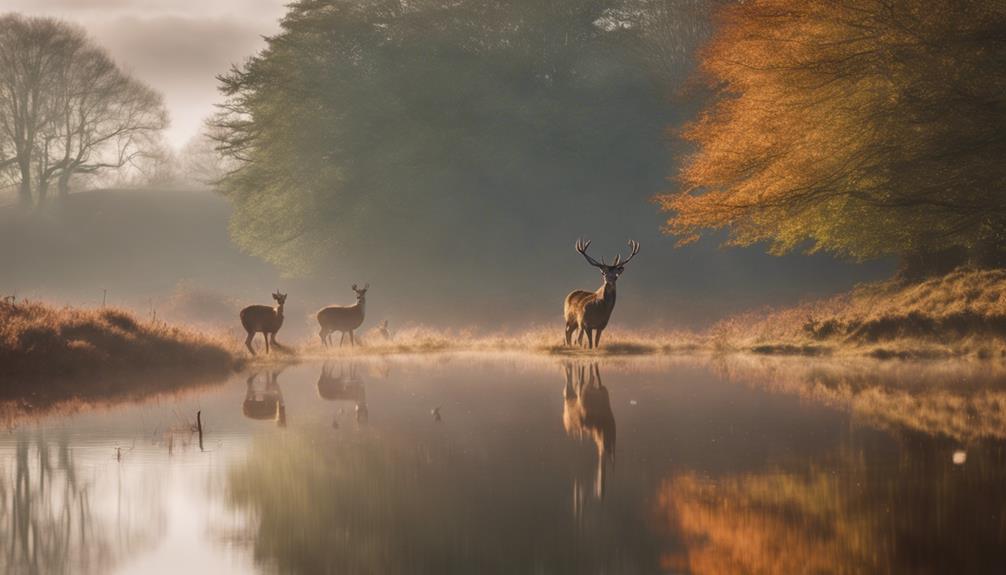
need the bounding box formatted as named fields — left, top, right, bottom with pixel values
left=2, top=355, right=1005, bottom=574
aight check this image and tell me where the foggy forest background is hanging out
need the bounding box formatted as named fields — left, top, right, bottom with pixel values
left=1, top=0, right=1001, bottom=336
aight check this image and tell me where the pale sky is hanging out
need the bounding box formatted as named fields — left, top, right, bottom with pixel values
left=1, top=0, right=290, bottom=148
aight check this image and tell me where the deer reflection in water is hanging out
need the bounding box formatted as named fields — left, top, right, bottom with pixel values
left=563, top=363, right=616, bottom=506
left=317, top=361, right=369, bottom=425
left=243, top=369, right=287, bottom=427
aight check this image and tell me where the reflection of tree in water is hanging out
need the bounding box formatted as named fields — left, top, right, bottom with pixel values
left=562, top=363, right=615, bottom=506
left=0, top=434, right=162, bottom=574
left=658, top=437, right=1006, bottom=574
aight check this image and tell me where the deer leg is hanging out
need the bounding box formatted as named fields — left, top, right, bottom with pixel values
left=586, top=329, right=595, bottom=349
left=263, top=332, right=271, bottom=354
left=244, top=332, right=256, bottom=356
left=576, top=325, right=585, bottom=347
left=340, top=332, right=346, bottom=347
left=594, top=328, right=603, bottom=348
left=349, top=330, right=355, bottom=347
left=319, top=328, right=328, bottom=347
left=564, top=323, right=575, bottom=346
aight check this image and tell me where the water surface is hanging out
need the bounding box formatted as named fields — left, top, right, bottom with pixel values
left=2, top=355, right=1005, bottom=574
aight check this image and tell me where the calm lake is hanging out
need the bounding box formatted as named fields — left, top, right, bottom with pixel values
left=3, top=355, right=1005, bottom=574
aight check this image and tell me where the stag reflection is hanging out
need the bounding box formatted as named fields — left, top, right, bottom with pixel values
left=563, top=363, right=616, bottom=504
left=243, top=369, right=287, bottom=427
left=318, top=361, right=369, bottom=425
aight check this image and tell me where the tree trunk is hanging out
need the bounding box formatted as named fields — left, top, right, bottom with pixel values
left=57, top=170, right=72, bottom=199
left=36, top=179, right=49, bottom=206
left=15, top=153, right=33, bottom=207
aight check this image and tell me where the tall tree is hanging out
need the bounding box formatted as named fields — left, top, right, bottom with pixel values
left=212, top=0, right=698, bottom=281
left=656, top=0, right=1006, bottom=274
left=0, top=15, right=167, bottom=207
left=0, top=15, right=74, bottom=206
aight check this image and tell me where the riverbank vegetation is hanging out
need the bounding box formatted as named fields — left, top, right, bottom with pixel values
left=710, top=268, right=1006, bottom=359
left=0, top=298, right=239, bottom=380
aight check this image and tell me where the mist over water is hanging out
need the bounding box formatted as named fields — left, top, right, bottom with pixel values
left=0, top=188, right=891, bottom=338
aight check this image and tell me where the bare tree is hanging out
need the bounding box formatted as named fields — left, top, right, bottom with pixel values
left=0, top=15, right=167, bottom=207
left=0, top=15, right=77, bottom=206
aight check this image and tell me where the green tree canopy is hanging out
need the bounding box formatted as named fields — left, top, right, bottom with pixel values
left=212, top=0, right=707, bottom=279
left=656, top=0, right=1006, bottom=270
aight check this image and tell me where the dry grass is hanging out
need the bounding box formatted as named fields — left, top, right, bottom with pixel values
left=0, top=298, right=240, bottom=381
left=709, top=268, right=1006, bottom=358
left=293, top=324, right=704, bottom=358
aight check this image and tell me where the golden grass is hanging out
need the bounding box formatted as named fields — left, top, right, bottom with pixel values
left=0, top=298, right=240, bottom=380
left=291, top=324, right=705, bottom=358
left=708, top=268, right=1006, bottom=358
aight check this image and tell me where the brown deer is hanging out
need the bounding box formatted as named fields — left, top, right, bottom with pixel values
left=317, top=284, right=368, bottom=347
left=563, top=363, right=616, bottom=500
left=240, top=291, right=287, bottom=355
left=564, top=239, right=639, bottom=348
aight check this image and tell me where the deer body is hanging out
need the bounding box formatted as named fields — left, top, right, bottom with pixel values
left=240, top=292, right=286, bottom=355
left=563, top=239, right=639, bottom=348
left=317, top=284, right=368, bottom=347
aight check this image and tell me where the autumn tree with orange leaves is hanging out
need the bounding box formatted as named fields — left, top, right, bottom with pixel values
left=657, top=0, right=1006, bottom=277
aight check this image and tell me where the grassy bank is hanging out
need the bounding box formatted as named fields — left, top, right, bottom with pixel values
left=0, top=299, right=240, bottom=380
left=265, top=269, right=1006, bottom=359
left=709, top=268, right=1006, bottom=359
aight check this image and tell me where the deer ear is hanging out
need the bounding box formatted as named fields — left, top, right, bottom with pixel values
left=352, top=284, right=358, bottom=291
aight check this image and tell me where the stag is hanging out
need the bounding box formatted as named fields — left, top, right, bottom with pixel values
left=239, top=291, right=287, bottom=355
left=564, top=239, right=639, bottom=348
left=317, top=284, right=368, bottom=347
left=563, top=363, right=615, bottom=500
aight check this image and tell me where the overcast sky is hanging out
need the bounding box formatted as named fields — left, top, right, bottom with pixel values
left=1, top=0, right=289, bottom=148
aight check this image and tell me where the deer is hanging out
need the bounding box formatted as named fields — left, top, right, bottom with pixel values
left=562, top=363, right=616, bottom=500
left=564, top=238, right=640, bottom=348
left=240, top=291, right=287, bottom=355
left=317, top=284, right=368, bottom=347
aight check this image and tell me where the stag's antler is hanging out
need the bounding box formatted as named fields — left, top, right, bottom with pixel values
left=612, top=240, right=640, bottom=267
left=576, top=238, right=606, bottom=268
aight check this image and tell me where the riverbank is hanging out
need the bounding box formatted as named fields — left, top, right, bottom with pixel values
left=0, top=299, right=240, bottom=380
left=709, top=268, right=1006, bottom=359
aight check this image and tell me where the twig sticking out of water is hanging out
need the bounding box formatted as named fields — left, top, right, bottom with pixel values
left=197, top=410, right=204, bottom=452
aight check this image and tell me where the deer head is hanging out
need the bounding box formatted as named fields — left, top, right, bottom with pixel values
left=352, top=283, right=369, bottom=302
left=575, top=239, right=640, bottom=285
left=271, top=291, right=287, bottom=306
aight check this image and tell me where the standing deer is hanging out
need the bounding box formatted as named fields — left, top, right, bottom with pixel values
left=564, top=238, right=640, bottom=348
left=317, top=284, right=368, bottom=347
left=240, top=291, right=287, bottom=355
